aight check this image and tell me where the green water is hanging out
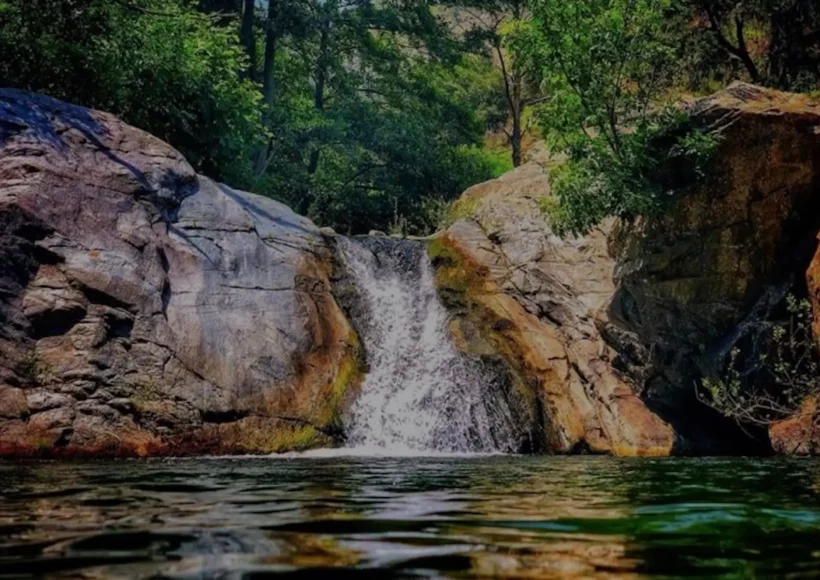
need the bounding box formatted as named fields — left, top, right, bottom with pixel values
left=2, top=456, right=820, bottom=578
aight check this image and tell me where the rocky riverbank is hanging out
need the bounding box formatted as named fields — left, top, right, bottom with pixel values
left=3, top=84, right=820, bottom=456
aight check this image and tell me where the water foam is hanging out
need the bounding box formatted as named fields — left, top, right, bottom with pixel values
left=334, top=237, right=521, bottom=456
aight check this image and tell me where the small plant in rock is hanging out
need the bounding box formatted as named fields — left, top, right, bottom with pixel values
left=17, top=350, right=52, bottom=387
left=433, top=198, right=481, bottom=231
left=700, top=295, right=820, bottom=425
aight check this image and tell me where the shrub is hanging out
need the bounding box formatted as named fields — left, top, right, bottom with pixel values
left=541, top=112, right=723, bottom=236
left=700, top=295, right=820, bottom=425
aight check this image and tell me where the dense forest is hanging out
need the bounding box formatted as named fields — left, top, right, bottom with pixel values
left=0, top=0, right=818, bottom=234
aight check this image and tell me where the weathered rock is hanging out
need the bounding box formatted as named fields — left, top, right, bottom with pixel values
left=434, top=83, right=820, bottom=455
left=0, top=386, right=28, bottom=419
left=0, top=90, right=362, bottom=456
left=769, top=398, right=820, bottom=455
left=431, top=164, right=674, bottom=456
left=610, top=83, right=820, bottom=452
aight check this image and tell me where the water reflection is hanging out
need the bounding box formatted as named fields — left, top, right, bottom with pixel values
left=1, top=457, right=820, bottom=577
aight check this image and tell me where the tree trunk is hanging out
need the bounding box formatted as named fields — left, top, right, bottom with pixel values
left=511, top=72, right=523, bottom=167
left=261, top=0, right=279, bottom=107
left=702, top=3, right=761, bottom=84
left=307, top=18, right=330, bottom=176
left=253, top=0, right=280, bottom=177
left=732, top=14, right=761, bottom=84
left=495, top=38, right=524, bottom=168
left=240, top=0, right=256, bottom=81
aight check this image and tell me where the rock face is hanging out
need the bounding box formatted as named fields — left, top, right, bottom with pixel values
left=611, top=84, right=820, bottom=453
left=0, top=90, right=361, bottom=456
left=769, top=398, right=820, bottom=455
left=431, top=165, right=675, bottom=456
left=4, top=83, right=820, bottom=457
left=434, top=83, right=820, bottom=455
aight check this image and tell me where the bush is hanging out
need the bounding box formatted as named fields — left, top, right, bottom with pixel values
left=700, top=295, right=820, bottom=425
left=540, top=112, right=723, bottom=236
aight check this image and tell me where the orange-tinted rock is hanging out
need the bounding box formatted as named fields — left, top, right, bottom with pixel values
left=431, top=164, right=674, bottom=456
left=770, top=399, right=820, bottom=455
left=435, top=83, right=820, bottom=455
left=609, top=83, right=820, bottom=452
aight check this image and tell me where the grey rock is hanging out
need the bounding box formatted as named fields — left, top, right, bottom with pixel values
left=26, top=390, right=73, bottom=413
left=0, top=90, right=360, bottom=456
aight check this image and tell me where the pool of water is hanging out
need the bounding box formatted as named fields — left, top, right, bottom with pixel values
left=2, top=456, right=820, bottom=578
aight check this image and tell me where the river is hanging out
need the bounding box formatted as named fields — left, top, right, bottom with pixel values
left=3, top=456, right=820, bottom=578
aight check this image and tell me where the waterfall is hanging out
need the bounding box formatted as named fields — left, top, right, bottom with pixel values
left=335, top=237, right=522, bottom=455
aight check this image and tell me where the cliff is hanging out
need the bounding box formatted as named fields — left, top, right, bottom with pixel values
left=4, top=84, right=820, bottom=457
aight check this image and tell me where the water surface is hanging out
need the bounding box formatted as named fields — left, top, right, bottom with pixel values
left=2, top=457, right=820, bottom=578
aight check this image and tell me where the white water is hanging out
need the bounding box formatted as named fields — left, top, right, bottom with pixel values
left=336, top=238, right=521, bottom=456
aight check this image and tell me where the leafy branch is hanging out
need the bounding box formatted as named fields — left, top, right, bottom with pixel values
left=699, top=295, right=820, bottom=425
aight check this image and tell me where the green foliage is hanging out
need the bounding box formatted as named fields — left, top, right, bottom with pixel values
left=253, top=5, right=505, bottom=234
left=0, top=0, right=509, bottom=233
left=700, top=295, right=820, bottom=425
left=508, top=0, right=723, bottom=236
left=0, top=0, right=263, bottom=185
left=8, top=0, right=813, bottom=235
left=540, top=112, right=723, bottom=236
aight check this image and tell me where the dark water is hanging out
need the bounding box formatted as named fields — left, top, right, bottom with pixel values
left=2, top=457, right=820, bottom=578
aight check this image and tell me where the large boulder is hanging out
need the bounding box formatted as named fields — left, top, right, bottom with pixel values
left=0, top=90, right=362, bottom=456
left=434, top=83, right=820, bottom=455
left=431, top=164, right=674, bottom=456
left=610, top=83, right=820, bottom=452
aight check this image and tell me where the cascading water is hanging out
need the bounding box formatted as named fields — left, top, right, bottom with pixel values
left=335, top=237, right=523, bottom=455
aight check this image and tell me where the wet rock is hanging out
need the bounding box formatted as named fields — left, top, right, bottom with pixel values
left=432, top=164, right=674, bottom=456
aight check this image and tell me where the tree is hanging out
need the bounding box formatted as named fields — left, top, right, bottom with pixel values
left=245, top=0, right=505, bottom=233
left=447, top=0, right=540, bottom=167
left=0, top=0, right=263, bottom=185
left=684, top=0, right=820, bottom=91
left=507, top=0, right=721, bottom=236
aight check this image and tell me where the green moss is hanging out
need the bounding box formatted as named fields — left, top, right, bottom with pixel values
left=127, top=377, right=165, bottom=414
left=264, top=424, right=327, bottom=454
left=426, top=236, right=486, bottom=309
left=16, top=350, right=53, bottom=387
left=321, top=330, right=366, bottom=433
left=426, top=234, right=544, bottom=449
left=435, top=198, right=481, bottom=230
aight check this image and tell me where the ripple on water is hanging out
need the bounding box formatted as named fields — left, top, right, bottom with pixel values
left=2, top=456, right=820, bottom=578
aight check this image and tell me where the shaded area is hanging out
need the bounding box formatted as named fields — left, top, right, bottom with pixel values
left=0, top=89, right=155, bottom=193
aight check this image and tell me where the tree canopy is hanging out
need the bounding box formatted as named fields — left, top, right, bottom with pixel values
left=1, top=0, right=818, bottom=235
left=0, top=0, right=511, bottom=234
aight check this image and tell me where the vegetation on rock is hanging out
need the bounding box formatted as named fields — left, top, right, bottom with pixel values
left=4, top=0, right=820, bottom=453
left=701, top=295, right=820, bottom=426
left=1, top=0, right=818, bottom=235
